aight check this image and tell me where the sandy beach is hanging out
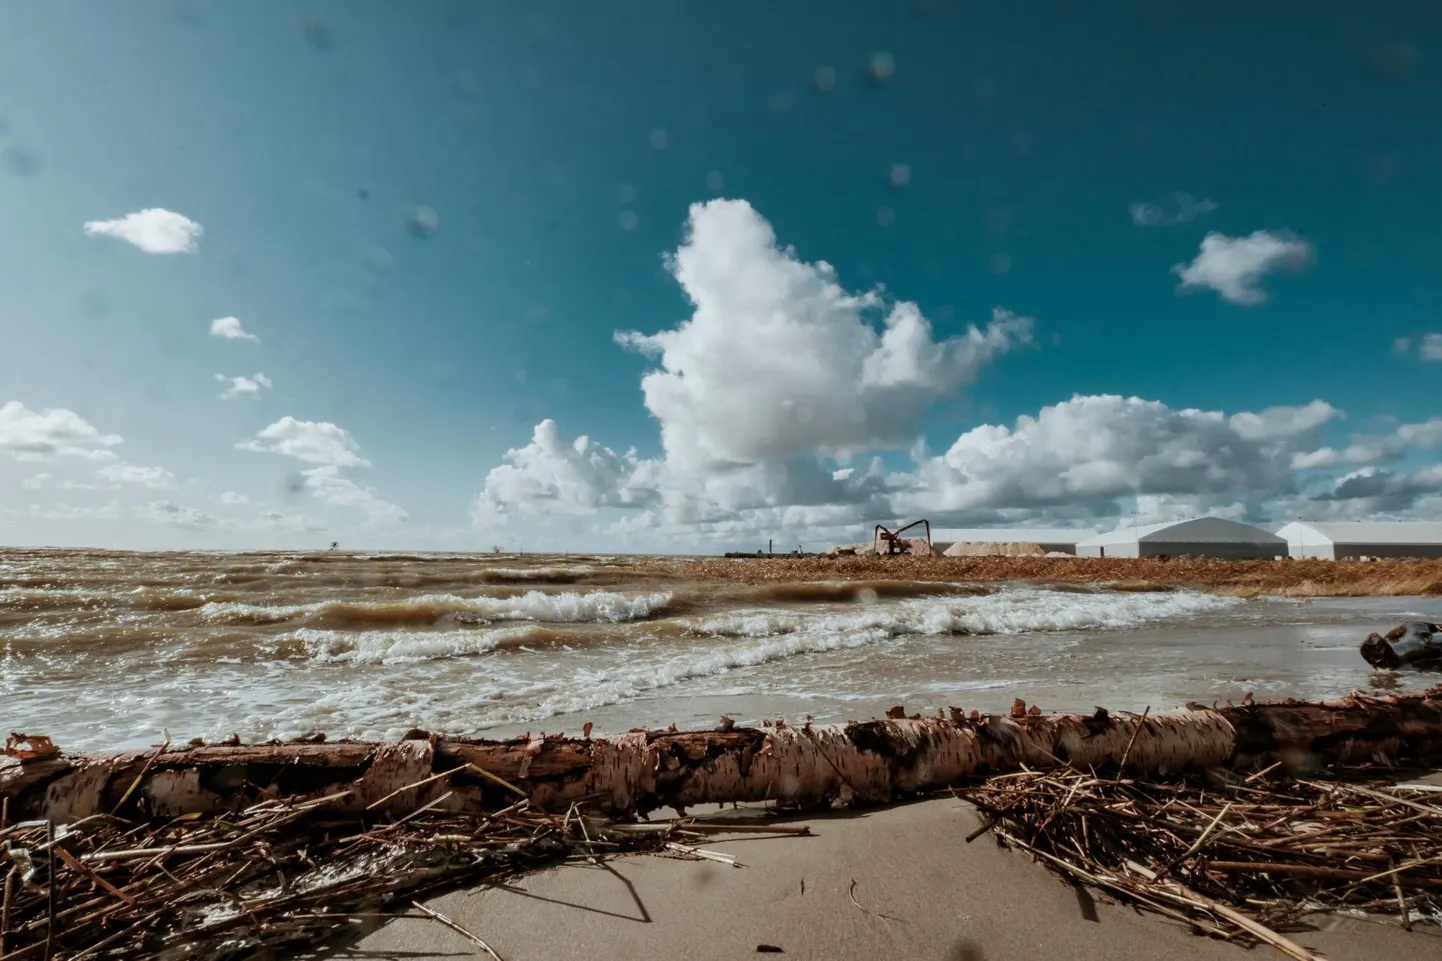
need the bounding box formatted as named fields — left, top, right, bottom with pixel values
left=342, top=794, right=1440, bottom=961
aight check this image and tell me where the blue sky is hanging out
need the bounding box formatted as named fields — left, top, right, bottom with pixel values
left=1, top=1, right=1439, bottom=550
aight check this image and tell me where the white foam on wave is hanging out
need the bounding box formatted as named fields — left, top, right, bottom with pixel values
left=200, top=589, right=672, bottom=626
left=685, top=587, right=1239, bottom=639
left=295, top=625, right=548, bottom=664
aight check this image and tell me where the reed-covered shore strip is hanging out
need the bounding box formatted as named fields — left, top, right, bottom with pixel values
left=665, top=554, right=1442, bottom=596
left=5, top=687, right=1442, bottom=825
left=963, top=769, right=1442, bottom=957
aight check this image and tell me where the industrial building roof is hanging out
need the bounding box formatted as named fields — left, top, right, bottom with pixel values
left=929, top=528, right=1089, bottom=544
left=1077, top=517, right=1287, bottom=546
left=1277, top=521, right=1442, bottom=545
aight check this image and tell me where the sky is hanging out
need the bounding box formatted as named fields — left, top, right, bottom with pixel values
left=1, top=1, right=1440, bottom=552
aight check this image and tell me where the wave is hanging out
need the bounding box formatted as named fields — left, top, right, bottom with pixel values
left=473, top=566, right=595, bottom=583
left=293, top=625, right=580, bottom=664
left=682, top=588, right=1239, bottom=639
left=200, top=589, right=673, bottom=628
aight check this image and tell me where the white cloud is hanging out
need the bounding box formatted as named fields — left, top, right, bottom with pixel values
left=134, top=500, right=220, bottom=530
left=83, top=208, right=202, bottom=254
left=474, top=419, right=663, bottom=522
left=614, top=198, right=1030, bottom=469
left=20, top=473, right=50, bottom=490
left=0, top=402, right=122, bottom=461
left=219, top=491, right=250, bottom=505
left=238, top=417, right=368, bottom=467
left=1129, top=192, right=1216, bottom=227
left=95, top=463, right=179, bottom=490
left=237, top=417, right=406, bottom=525
left=210, top=317, right=259, bottom=342
left=1422, top=333, right=1442, bottom=361
left=891, top=394, right=1339, bottom=518
left=1290, top=416, right=1442, bottom=470
left=1172, top=230, right=1313, bottom=305
left=216, top=372, right=273, bottom=399
left=302, top=466, right=409, bottom=524
left=29, top=500, right=124, bottom=522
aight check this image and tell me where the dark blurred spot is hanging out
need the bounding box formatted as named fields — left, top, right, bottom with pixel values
left=78, top=289, right=111, bottom=318
left=946, top=939, right=984, bottom=961
left=767, top=90, right=796, bottom=114
left=169, top=0, right=203, bottom=25
left=303, top=18, right=333, bottom=51
left=545, top=218, right=559, bottom=232
left=280, top=472, right=308, bottom=498
left=864, top=51, right=896, bottom=86
left=357, top=188, right=369, bottom=200
left=405, top=206, right=440, bottom=239
left=2, top=144, right=38, bottom=177
left=1364, top=155, right=1399, bottom=184
left=1365, top=41, right=1415, bottom=82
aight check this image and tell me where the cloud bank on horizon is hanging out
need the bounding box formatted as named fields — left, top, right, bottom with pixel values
left=4, top=195, right=1442, bottom=551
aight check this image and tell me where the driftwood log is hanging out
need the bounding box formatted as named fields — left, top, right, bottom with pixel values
left=4, top=687, right=1441, bottom=823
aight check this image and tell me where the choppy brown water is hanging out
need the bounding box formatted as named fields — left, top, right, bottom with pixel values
left=2, top=548, right=1438, bottom=751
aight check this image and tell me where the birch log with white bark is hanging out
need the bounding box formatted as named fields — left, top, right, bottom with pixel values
left=4, top=687, right=1439, bottom=823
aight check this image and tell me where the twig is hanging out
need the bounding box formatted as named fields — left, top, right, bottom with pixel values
left=411, top=901, right=504, bottom=961
left=847, top=878, right=906, bottom=923
left=365, top=765, right=466, bottom=811
left=1116, top=706, right=1150, bottom=776
left=110, top=740, right=169, bottom=816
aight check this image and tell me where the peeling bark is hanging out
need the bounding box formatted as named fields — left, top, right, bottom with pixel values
left=5, top=686, right=1440, bottom=823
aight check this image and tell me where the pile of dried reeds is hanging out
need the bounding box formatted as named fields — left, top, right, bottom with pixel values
left=963, top=768, right=1442, bottom=958
left=0, top=780, right=777, bottom=960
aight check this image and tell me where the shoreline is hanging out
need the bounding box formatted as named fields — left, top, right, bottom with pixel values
left=658, top=555, right=1442, bottom=597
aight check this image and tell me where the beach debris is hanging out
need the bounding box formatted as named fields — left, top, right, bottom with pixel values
left=964, top=767, right=1442, bottom=952
left=1362, top=621, right=1442, bottom=669
left=0, top=785, right=799, bottom=958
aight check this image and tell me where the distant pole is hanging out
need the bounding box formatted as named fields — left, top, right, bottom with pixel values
left=768, top=538, right=773, bottom=555
left=1296, top=517, right=1304, bottom=560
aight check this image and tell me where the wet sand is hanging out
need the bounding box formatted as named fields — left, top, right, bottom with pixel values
left=342, top=795, right=1437, bottom=960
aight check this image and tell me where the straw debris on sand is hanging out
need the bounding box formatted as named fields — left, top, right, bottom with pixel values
left=662, top=554, right=1442, bottom=596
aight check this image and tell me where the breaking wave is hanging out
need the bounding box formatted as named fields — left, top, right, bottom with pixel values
left=294, top=625, right=581, bottom=664
left=201, top=589, right=673, bottom=628
left=747, top=579, right=991, bottom=603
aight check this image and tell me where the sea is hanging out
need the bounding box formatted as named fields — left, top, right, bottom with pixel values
left=2, top=548, right=1438, bottom=753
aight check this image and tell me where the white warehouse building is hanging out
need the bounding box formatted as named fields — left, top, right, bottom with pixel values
left=1076, top=517, right=1288, bottom=560
left=1275, top=521, right=1442, bottom=560
left=929, top=528, right=1083, bottom=555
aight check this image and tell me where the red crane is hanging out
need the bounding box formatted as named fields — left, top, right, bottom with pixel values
left=873, top=519, right=932, bottom=555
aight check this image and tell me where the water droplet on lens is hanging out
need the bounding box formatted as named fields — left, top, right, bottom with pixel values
left=619, top=210, right=639, bottom=230
left=302, top=18, right=332, bottom=50
left=2, top=145, right=38, bottom=177
left=812, top=65, right=836, bottom=92
left=705, top=170, right=725, bottom=192
left=405, top=206, right=440, bottom=239
left=615, top=184, right=636, bottom=204
left=876, top=206, right=896, bottom=228
left=989, top=252, right=1012, bottom=275
left=648, top=128, right=669, bottom=151
left=865, top=51, right=896, bottom=84
left=888, top=162, right=912, bottom=188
